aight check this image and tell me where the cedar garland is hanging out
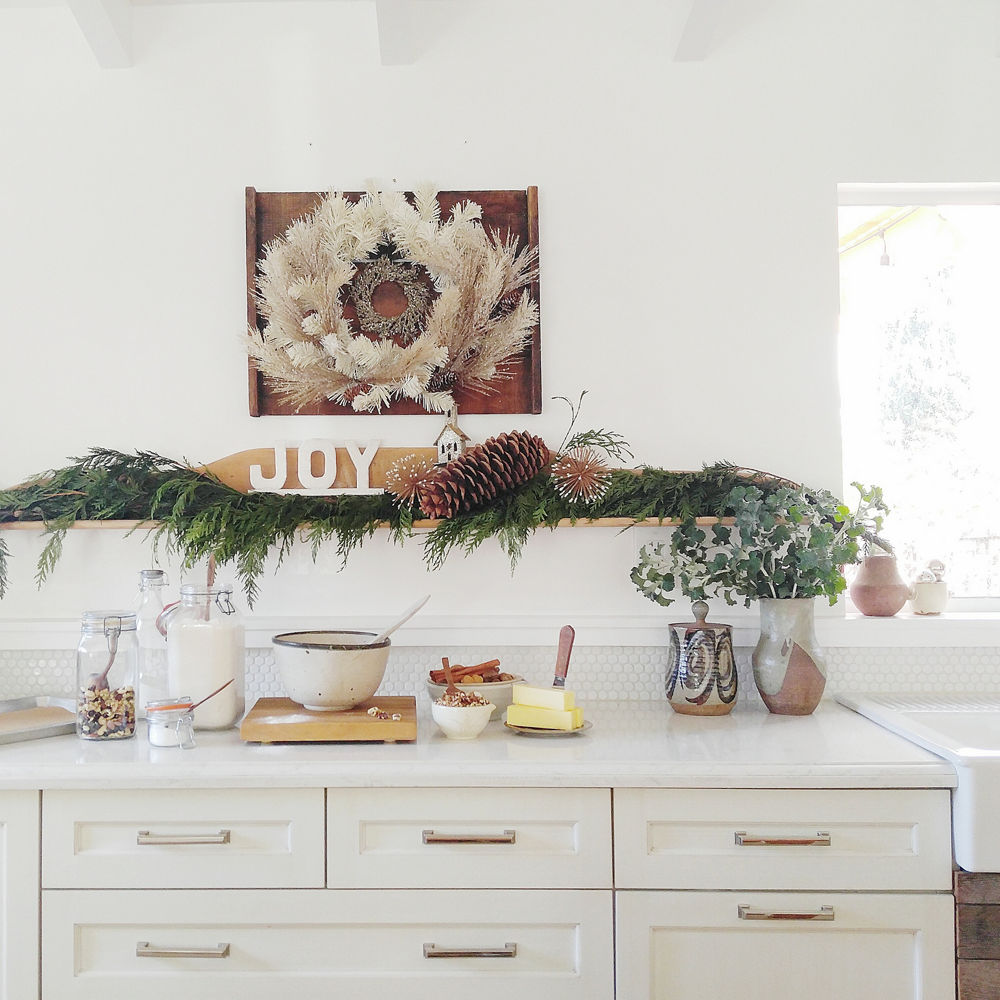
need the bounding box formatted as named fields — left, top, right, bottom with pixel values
left=0, top=449, right=794, bottom=605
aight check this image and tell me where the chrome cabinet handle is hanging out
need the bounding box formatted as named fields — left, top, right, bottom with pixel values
left=136, top=942, right=231, bottom=959
left=423, top=942, right=518, bottom=959
left=738, top=904, right=835, bottom=921
left=136, top=829, right=231, bottom=846
left=422, top=829, right=516, bottom=845
left=734, top=831, right=831, bottom=847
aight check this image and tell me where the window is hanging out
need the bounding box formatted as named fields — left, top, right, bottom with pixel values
left=838, top=185, right=1000, bottom=603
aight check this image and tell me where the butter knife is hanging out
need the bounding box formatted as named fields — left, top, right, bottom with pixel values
left=553, top=625, right=575, bottom=688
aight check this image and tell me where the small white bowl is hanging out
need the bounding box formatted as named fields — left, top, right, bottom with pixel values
left=430, top=701, right=495, bottom=740
left=272, top=630, right=390, bottom=711
left=425, top=675, right=524, bottom=719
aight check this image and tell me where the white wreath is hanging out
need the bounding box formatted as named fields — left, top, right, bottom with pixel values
left=247, top=185, right=539, bottom=414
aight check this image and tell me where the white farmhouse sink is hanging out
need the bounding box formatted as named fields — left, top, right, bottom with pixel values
left=838, top=693, right=1000, bottom=873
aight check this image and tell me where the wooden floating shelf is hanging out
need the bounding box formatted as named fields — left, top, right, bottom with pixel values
left=0, top=517, right=727, bottom=532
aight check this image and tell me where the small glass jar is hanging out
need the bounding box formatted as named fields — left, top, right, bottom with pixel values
left=145, top=698, right=196, bottom=749
left=76, top=611, right=138, bottom=740
left=164, top=584, right=245, bottom=730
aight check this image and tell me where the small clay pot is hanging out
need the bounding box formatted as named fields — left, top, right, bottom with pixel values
left=849, top=555, right=910, bottom=617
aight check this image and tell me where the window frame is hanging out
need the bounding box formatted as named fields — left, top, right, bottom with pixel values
left=837, top=182, right=1000, bottom=614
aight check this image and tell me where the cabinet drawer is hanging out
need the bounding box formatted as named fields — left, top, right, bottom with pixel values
left=327, top=787, right=612, bottom=888
left=616, top=890, right=954, bottom=1000
left=41, top=888, right=614, bottom=1000
left=42, top=788, right=324, bottom=888
left=614, top=788, right=952, bottom=890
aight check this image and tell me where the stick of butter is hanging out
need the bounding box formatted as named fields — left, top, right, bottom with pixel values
left=512, top=684, right=575, bottom=711
left=506, top=704, right=584, bottom=731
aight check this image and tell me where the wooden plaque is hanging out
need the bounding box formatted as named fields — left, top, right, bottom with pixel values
left=246, top=187, right=542, bottom=417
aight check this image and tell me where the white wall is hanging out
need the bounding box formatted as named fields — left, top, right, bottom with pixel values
left=1, top=0, right=998, bottom=631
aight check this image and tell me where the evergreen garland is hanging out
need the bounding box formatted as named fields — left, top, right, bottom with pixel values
left=0, top=448, right=800, bottom=605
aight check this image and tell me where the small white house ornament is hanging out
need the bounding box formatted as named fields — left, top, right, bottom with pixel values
left=435, top=406, right=471, bottom=465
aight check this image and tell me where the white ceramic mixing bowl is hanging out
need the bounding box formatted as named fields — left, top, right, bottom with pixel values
left=272, top=631, right=391, bottom=711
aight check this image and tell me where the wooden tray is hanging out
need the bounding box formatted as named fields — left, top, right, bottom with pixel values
left=246, top=187, right=541, bottom=416
left=240, top=697, right=417, bottom=743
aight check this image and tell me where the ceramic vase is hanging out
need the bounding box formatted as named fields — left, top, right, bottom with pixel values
left=665, top=601, right=738, bottom=716
left=849, top=554, right=910, bottom=617
left=751, top=598, right=826, bottom=715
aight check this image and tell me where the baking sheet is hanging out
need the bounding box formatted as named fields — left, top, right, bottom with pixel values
left=0, top=696, right=76, bottom=744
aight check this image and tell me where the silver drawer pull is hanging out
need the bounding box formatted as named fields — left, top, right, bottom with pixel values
left=422, top=829, right=516, bottom=845
left=136, top=942, right=231, bottom=959
left=136, top=829, right=232, bottom=846
left=734, top=830, right=831, bottom=847
left=423, top=942, right=517, bottom=959
left=738, top=904, right=835, bottom=922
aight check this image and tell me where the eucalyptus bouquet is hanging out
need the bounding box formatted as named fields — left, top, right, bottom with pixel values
left=631, top=482, right=889, bottom=608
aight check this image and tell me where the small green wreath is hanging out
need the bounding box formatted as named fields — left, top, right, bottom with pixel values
left=246, top=185, right=539, bottom=414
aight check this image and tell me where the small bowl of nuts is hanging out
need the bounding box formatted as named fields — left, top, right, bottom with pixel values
left=426, top=659, right=523, bottom=720
left=431, top=690, right=496, bottom=741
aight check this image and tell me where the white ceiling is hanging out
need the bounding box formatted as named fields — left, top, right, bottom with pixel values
left=3, top=0, right=728, bottom=67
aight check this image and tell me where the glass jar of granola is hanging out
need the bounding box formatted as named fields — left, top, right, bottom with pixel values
left=76, top=611, right=138, bottom=740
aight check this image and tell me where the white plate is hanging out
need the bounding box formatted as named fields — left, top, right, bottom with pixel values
left=504, top=720, right=593, bottom=738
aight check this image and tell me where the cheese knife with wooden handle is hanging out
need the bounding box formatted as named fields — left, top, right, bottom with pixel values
left=553, top=625, right=575, bottom=689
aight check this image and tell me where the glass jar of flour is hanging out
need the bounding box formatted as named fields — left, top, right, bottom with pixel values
left=164, top=584, right=245, bottom=729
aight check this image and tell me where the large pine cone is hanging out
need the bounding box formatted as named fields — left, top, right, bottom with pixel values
left=416, top=431, right=551, bottom=519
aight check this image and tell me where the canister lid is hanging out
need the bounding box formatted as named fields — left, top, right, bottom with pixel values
left=146, top=698, right=194, bottom=716
left=80, top=610, right=137, bottom=632
left=180, top=583, right=233, bottom=596
left=669, top=600, right=731, bottom=631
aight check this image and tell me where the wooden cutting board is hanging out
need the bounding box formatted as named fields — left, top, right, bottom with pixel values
left=240, top=697, right=417, bottom=743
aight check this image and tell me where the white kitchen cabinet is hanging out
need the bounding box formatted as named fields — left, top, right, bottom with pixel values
left=614, top=787, right=953, bottom=890
left=614, top=787, right=955, bottom=1000
left=42, top=787, right=325, bottom=888
left=42, top=888, right=613, bottom=999
left=327, top=786, right=612, bottom=888
left=617, top=890, right=955, bottom=1000
left=16, top=704, right=959, bottom=1000
left=40, top=786, right=614, bottom=1000
left=0, top=791, right=38, bottom=1000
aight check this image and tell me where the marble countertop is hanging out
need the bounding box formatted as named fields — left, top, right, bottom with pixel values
left=0, top=701, right=956, bottom=791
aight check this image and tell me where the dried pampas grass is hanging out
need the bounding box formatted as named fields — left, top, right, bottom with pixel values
left=246, top=185, right=538, bottom=414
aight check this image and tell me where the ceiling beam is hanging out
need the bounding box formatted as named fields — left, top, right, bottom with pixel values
left=669, top=0, right=726, bottom=62
left=66, top=0, right=133, bottom=68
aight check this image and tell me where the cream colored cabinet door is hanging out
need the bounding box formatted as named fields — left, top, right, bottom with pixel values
left=0, top=791, right=39, bottom=1000
left=616, top=890, right=955, bottom=1000
left=43, top=888, right=614, bottom=1000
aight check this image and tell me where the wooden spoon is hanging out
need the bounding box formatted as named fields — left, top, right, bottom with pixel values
left=441, top=657, right=460, bottom=697
left=86, top=624, right=121, bottom=692
left=149, top=679, right=234, bottom=714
